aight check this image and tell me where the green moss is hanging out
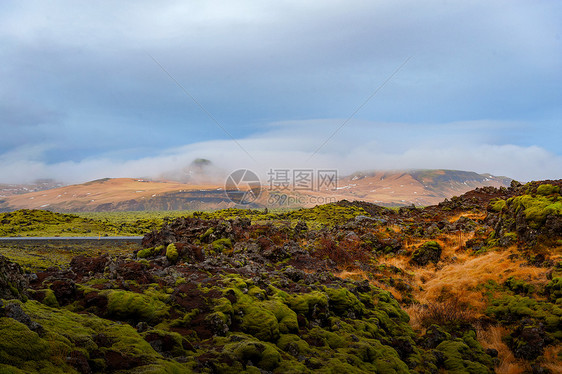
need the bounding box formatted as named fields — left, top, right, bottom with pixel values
left=141, top=329, right=188, bottom=357
left=317, top=358, right=365, bottom=373
left=490, top=198, right=507, bottom=212
left=138, top=245, right=164, bottom=259
left=537, top=184, right=560, bottom=196
left=105, top=289, right=169, bottom=322
left=504, top=276, right=535, bottom=295
left=0, top=299, right=186, bottom=373
left=247, top=285, right=265, bottom=299
left=276, top=334, right=311, bottom=356
left=275, top=360, right=310, bottom=373
left=351, top=339, right=411, bottom=372
left=214, top=297, right=234, bottom=315
left=486, top=294, right=562, bottom=341
left=42, top=288, right=59, bottom=308
left=211, top=238, right=232, bottom=252
left=262, top=298, right=298, bottom=333
left=503, top=231, right=517, bottom=241
left=545, top=277, right=562, bottom=302
left=374, top=292, right=411, bottom=324
left=0, top=364, right=27, bottom=373
left=239, top=305, right=280, bottom=341
left=281, top=203, right=370, bottom=226
left=200, top=227, right=214, bottom=240
left=307, top=327, right=346, bottom=349
left=324, top=287, right=365, bottom=317
left=137, top=247, right=153, bottom=258
left=0, top=317, right=50, bottom=366
left=436, top=339, right=493, bottom=374
left=0, top=209, right=171, bottom=237
left=170, top=309, right=199, bottom=328
left=509, top=194, right=562, bottom=227
left=411, top=241, right=442, bottom=265
left=289, top=291, right=329, bottom=317
left=222, top=338, right=281, bottom=371
left=166, top=243, right=179, bottom=262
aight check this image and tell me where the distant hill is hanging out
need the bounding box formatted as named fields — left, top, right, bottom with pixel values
left=0, top=180, right=64, bottom=197
left=321, top=169, right=512, bottom=207
left=0, top=170, right=512, bottom=212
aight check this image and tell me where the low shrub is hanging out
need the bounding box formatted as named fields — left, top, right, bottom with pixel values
left=418, top=298, right=477, bottom=328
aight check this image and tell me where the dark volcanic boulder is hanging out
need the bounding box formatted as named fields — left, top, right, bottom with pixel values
left=410, top=241, right=442, bottom=266
left=507, top=319, right=552, bottom=360
left=49, top=279, right=77, bottom=306
left=419, top=324, right=450, bottom=349
left=0, top=254, right=28, bottom=300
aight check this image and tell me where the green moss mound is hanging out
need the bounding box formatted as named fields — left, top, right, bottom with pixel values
left=545, top=277, right=562, bottom=303
left=486, top=295, right=562, bottom=341
left=0, top=209, right=164, bottom=237
left=222, top=338, right=281, bottom=371
left=105, top=289, right=169, bottom=322
left=166, top=243, right=178, bottom=262
left=211, top=238, right=232, bottom=252
left=0, top=299, right=193, bottom=373
left=536, top=184, right=560, bottom=196
left=282, top=203, right=369, bottom=226
left=410, top=241, right=442, bottom=266
left=508, top=194, right=562, bottom=227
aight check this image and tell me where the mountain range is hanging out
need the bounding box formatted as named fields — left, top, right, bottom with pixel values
left=0, top=169, right=511, bottom=212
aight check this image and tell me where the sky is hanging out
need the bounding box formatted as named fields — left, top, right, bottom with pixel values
left=0, top=0, right=561, bottom=183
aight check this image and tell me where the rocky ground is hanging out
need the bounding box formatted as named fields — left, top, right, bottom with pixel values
left=0, top=180, right=560, bottom=373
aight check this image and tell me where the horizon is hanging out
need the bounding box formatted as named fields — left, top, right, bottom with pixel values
left=0, top=167, right=516, bottom=187
left=1, top=1, right=561, bottom=184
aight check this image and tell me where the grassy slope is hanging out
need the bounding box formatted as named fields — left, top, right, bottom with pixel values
left=0, top=205, right=370, bottom=237
left=0, top=209, right=169, bottom=237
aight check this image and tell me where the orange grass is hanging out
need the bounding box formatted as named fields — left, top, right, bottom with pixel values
left=447, top=211, right=487, bottom=223
left=411, top=250, right=549, bottom=309
left=338, top=228, right=561, bottom=372
left=542, top=345, right=562, bottom=373
left=478, top=326, right=526, bottom=374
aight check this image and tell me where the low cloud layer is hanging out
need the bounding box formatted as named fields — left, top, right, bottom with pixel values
left=1, top=120, right=559, bottom=184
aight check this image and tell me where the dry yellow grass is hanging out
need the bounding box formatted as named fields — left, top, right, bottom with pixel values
left=478, top=326, right=526, bottom=374
left=447, top=211, right=487, bottom=223
left=336, top=228, right=561, bottom=372
left=402, top=304, right=424, bottom=332
left=542, top=345, right=562, bottom=373
left=401, top=232, right=478, bottom=260
left=411, top=249, right=550, bottom=309
left=373, top=228, right=553, bottom=308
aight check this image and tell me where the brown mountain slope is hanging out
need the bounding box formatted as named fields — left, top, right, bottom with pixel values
left=0, top=170, right=512, bottom=212
left=0, top=178, right=224, bottom=212
left=310, top=170, right=511, bottom=207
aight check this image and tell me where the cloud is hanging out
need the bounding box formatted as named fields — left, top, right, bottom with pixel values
left=1, top=119, right=559, bottom=184
left=0, top=1, right=560, bottom=183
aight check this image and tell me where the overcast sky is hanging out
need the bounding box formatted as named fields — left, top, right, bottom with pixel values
left=1, top=0, right=561, bottom=183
